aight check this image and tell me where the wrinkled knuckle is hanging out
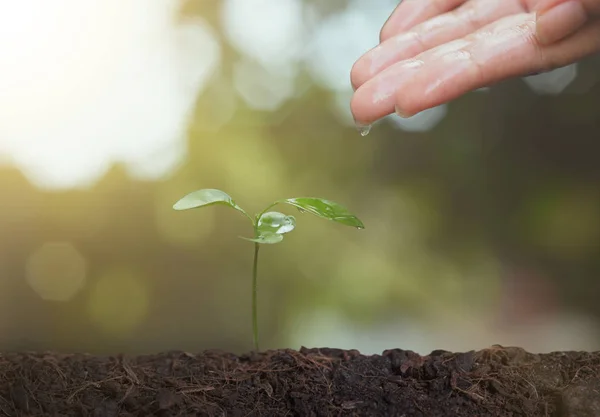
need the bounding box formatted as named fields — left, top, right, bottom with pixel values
left=465, top=50, right=485, bottom=85
left=519, top=22, right=554, bottom=72
left=534, top=44, right=552, bottom=73
left=529, top=31, right=552, bottom=72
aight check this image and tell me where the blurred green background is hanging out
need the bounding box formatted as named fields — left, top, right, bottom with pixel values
left=0, top=0, right=599, bottom=355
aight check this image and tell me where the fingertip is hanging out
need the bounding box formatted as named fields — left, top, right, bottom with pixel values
left=350, top=55, right=370, bottom=91
left=349, top=87, right=369, bottom=125
left=380, top=15, right=412, bottom=43
left=379, top=2, right=403, bottom=43
left=534, top=0, right=565, bottom=14
left=394, top=105, right=415, bottom=119
left=351, top=56, right=427, bottom=125
left=394, top=92, right=420, bottom=119
left=379, top=24, right=395, bottom=43
left=536, top=0, right=588, bottom=45
left=350, top=82, right=394, bottom=126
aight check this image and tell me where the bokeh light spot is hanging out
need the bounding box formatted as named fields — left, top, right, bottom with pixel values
left=233, top=59, right=296, bottom=111
left=25, top=241, right=87, bottom=301
left=387, top=105, right=448, bottom=132
left=88, top=268, right=149, bottom=335
left=523, top=64, right=578, bottom=95
left=305, top=4, right=387, bottom=92
left=0, top=0, right=220, bottom=190
left=221, top=0, right=304, bottom=67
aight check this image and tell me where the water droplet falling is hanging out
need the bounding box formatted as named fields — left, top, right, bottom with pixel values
left=354, top=120, right=372, bottom=137
left=357, top=124, right=371, bottom=137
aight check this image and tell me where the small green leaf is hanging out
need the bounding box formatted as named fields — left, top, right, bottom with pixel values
left=283, top=197, right=365, bottom=229
left=239, top=233, right=284, bottom=244
left=173, top=189, right=247, bottom=215
left=257, top=211, right=296, bottom=235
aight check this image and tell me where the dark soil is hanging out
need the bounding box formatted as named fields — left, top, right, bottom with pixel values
left=1, top=345, right=599, bottom=416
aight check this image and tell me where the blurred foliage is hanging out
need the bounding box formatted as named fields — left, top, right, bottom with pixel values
left=0, top=0, right=599, bottom=354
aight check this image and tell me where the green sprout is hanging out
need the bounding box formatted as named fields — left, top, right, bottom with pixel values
left=173, top=188, right=365, bottom=352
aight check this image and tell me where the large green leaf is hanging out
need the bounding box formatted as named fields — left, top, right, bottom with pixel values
left=257, top=211, right=296, bottom=235
left=283, top=198, right=365, bottom=228
left=239, top=233, right=284, bottom=244
left=173, top=189, right=247, bottom=216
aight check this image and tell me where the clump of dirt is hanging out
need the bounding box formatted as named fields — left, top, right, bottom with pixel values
left=1, top=345, right=599, bottom=416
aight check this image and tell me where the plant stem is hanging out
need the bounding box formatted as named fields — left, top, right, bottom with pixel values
left=252, top=241, right=260, bottom=352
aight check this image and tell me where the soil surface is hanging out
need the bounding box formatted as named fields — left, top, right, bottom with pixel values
left=1, top=345, right=599, bottom=416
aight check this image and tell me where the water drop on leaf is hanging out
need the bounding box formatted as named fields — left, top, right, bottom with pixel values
left=257, top=212, right=296, bottom=235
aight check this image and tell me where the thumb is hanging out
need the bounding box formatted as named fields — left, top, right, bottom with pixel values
left=536, top=0, right=600, bottom=45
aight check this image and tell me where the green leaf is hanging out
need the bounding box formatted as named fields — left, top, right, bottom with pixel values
left=283, top=197, right=365, bottom=228
left=239, top=233, right=284, bottom=244
left=257, top=211, right=296, bottom=235
left=173, top=189, right=247, bottom=216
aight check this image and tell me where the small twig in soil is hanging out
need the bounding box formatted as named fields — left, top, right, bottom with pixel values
left=66, top=376, right=124, bottom=403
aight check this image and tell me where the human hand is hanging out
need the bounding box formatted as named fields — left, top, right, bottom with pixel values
left=350, top=0, right=600, bottom=125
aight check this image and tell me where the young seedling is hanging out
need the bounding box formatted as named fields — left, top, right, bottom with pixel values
left=173, top=189, right=365, bottom=352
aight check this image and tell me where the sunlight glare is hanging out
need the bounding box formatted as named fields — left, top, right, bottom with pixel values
left=0, top=0, right=219, bottom=189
